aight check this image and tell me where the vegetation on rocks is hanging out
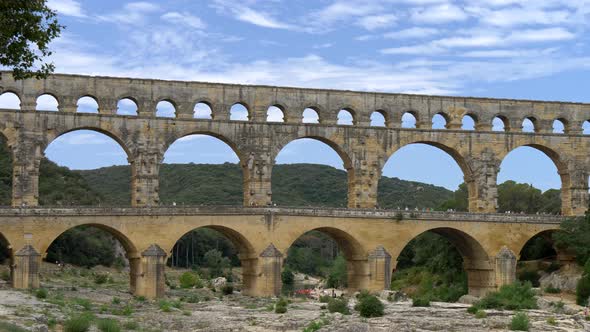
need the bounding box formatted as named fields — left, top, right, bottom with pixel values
left=471, top=282, right=538, bottom=311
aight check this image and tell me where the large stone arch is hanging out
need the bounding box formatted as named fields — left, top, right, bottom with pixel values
left=390, top=226, right=495, bottom=296
left=278, top=225, right=368, bottom=291
left=382, top=139, right=474, bottom=209
left=271, top=134, right=355, bottom=207
left=497, top=142, right=575, bottom=215
left=43, top=126, right=134, bottom=159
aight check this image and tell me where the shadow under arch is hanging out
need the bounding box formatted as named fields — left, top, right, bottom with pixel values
left=516, top=229, right=562, bottom=262
left=167, top=224, right=258, bottom=295
left=0, top=131, right=13, bottom=206
left=271, top=136, right=354, bottom=207
left=499, top=143, right=568, bottom=214
left=394, top=227, right=491, bottom=297
left=282, top=226, right=367, bottom=292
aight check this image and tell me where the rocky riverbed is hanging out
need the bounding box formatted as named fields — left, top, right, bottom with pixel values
left=0, top=264, right=589, bottom=331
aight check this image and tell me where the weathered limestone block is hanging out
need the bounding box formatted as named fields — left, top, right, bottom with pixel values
left=464, top=259, right=496, bottom=297
left=12, top=245, right=40, bottom=289
left=134, top=244, right=167, bottom=299
left=11, top=134, right=43, bottom=207
left=131, top=150, right=161, bottom=207
left=243, top=152, right=272, bottom=207
left=254, top=244, right=283, bottom=296
left=495, top=246, right=517, bottom=288
left=467, top=150, right=500, bottom=213
left=367, top=246, right=392, bottom=291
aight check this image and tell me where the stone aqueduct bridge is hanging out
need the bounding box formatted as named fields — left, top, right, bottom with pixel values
left=0, top=72, right=586, bottom=298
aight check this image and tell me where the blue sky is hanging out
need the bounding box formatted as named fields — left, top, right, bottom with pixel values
left=3, top=0, right=589, bottom=192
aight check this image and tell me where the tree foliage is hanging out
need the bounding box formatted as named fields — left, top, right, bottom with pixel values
left=554, top=214, right=590, bottom=265
left=0, top=0, right=63, bottom=79
left=45, top=226, right=119, bottom=267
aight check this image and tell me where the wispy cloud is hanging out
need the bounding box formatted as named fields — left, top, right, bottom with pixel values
left=47, top=0, right=86, bottom=18
left=161, top=12, right=206, bottom=29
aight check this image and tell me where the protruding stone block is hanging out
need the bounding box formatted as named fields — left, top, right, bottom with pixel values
left=255, top=244, right=283, bottom=296
left=495, top=246, right=517, bottom=288
left=367, top=246, right=391, bottom=291
left=12, top=245, right=40, bottom=289
left=134, top=244, right=167, bottom=299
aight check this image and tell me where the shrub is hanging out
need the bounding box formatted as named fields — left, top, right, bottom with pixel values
left=64, top=314, right=93, bottom=332
left=122, top=321, right=139, bottom=330
left=356, top=294, right=384, bottom=318
left=544, top=286, right=561, bottom=294
left=73, top=297, right=93, bottom=310
left=510, top=312, right=530, bottom=331
left=412, top=297, right=430, bottom=307
left=97, top=319, right=121, bottom=332
left=35, top=288, right=48, bottom=299
left=94, top=273, right=108, bottom=285
left=518, top=270, right=540, bottom=287
left=475, top=310, right=487, bottom=319
left=467, top=306, right=478, bottom=314
left=319, top=295, right=331, bottom=303
left=327, top=298, right=349, bottom=315
left=281, top=268, right=294, bottom=285
left=547, top=316, right=557, bottom=326
left=577, top=258, right=590, bottom=305
left=474, top=282, right=537, bottom=310
left=179, top=272, right=203, bottom=289
left=0, top=321, right=27, bottom=332
left=0, top=270, right=10, bottom=281
left=275, top=298, right=288, bottom=314
left=222, top=285, right=234, bottom=295
left=112, top=297, right=121, bottom=304
left=159, top=300, right=172, bottom=312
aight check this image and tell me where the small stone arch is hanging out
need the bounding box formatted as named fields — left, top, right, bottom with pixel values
left=76, top=95, right=100, bottom=113
left=0, top=91, right=22, bottom=110
left=552, top=117, right=568, bottom=134
left=401, top=111, right=419, bottom=128
left=522, top=116, right=538, bottom=133
left=432, top=112, right=449, bottom=129
left=36, top=93, right=60, bottom=111
left=229, top=102, right=250, bottom=121
left=302, top=106, right=321, bottom=124
left=193, top=100, right=214, bottom=119
left=156, top=99, right=177, bottom=118
left=337, top=108, right=356, bottom=125
left=116, top=97, right=139, bottom=116
left=492, top=114, right=510, bottom=131
left=370, top=110, right=388, bottom=127
left=462, top=113, right=478, bottom=130
left=267, top=105, right=285, bottom=123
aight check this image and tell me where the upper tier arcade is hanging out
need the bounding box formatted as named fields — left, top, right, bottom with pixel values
left=1, top=71, right=589, bottom=215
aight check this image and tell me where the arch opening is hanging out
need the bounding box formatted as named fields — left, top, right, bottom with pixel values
left=517, top=230, right=561, bottom=288
left=461, top=115, right=476, bottom=130
left=552, top=119, right=566, bottom=134
left=497, top=146, right=562, bottom=214
left=161, top=134, right=243, bottom=205
left=401, top=112, right=417, bottom=128
left=302, top=108, right=320, bottom=124
left=282, top=227, right=363, bottom=295
left=41, top=130, right=131, bottom=206
left=337, top=109, right=354, bottom=125
left=380, top=143, right=467, bottom=211
left=432, top=113, right=447, bottom=129
left=43, top=224, right=137, bottom=292
left=583, top=120, right=590, bottom=135
left=492, top=116, right=507, bottom=131
left=230, top=103, right=249, bottom=121
left=167, top=226, right=254, bottom=292
left=370, top=111, right=386, bottom=127
left=194, top=102, right=212, bottom=119
left=117, top=98, right=138, bottom=116
left=522, top=117, right=536, bottom=133
left=156, top=100, right=176, bottom=118
left=393, top=228, right=488, bottom=302
left=267, top=106, right=284, bottom=123
left=36, top=94, right=58, bottom=112
left=273, top=138, right=352, bottom=208
left=77, top=96, right=99, bottom=114
left=0, top=92, right=21, bottom=110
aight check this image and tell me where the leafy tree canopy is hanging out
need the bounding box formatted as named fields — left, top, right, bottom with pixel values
left=0, top=0, right=63, bottom=79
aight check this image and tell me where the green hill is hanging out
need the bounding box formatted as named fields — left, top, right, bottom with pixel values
left=77, top=163, right=454, bottom=209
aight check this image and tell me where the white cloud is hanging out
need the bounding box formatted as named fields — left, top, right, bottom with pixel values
left=47, top=0, right=85, bottom=17
left=212, top=0, right=294, bottom=30
left=384, top=27, right=440, bottom=39
left=97, top=2, right=161, bottom=25
left=161, top=12, right=206, bottom=29
left=54, top=133, right=111, bottom=145
left=356, top=14, right=397, bottom=30
left=507, top=28, right=575, bottom=43
left=411, top=4, right=468, bottom=24
left=380, top=44, right=446, bottom=55
left=461, top=48, right=559, bottom=58
left=470, top=6, right=572, bottom=27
